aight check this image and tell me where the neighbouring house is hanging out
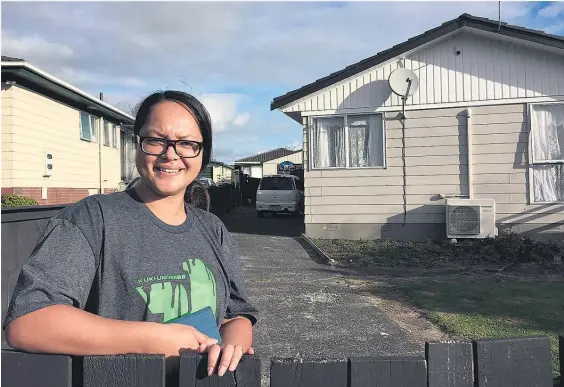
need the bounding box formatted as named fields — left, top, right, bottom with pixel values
left=271, top=14, right=564, bottom=242
left=234, top=147, right=303, bottom=179
left=198, top=160, right=235, bottom=184
left=1, top=56, right=136, bottom=205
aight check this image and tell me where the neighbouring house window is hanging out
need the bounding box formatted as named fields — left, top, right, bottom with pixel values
left=112, top=124, right=118, bottom=148
left=80, top=112, right=99, bottom=142
left=530, top=103, right=564, bottom=202
left=103, top=121, right=110, bottom=146
left=310, top=114, right=385, bottom=169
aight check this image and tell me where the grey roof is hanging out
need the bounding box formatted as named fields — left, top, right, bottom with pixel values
left=209, top=160, right=234, bottom=169
left=234, top=148, right=301, bottom=164
left=2, top=55, right=134, bottom=124
left=271, top=13, right=564, bottom=110
left=1, top=56, right=24, bottom=62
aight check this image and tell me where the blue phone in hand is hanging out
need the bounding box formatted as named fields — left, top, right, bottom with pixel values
left=165, top=306, right=222, bottom=343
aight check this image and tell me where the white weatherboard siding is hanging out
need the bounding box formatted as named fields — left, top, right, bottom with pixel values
left=282, top=30, right=564, bottom=114
left=2, top=84, right=122, bottom=191
left=304, top=103, right=564, bottom=236
left=263, top=151, right=303, bottom=176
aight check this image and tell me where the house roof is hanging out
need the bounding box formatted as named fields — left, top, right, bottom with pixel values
left=1, top=56, right=135, bottom=125
left=234, top=148, right=302, bottom=164
left=209, top=160, right=234, bottom=169
left=270, top=13, right=564, bottom=111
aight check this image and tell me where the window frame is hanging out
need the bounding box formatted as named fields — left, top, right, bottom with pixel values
left=527, top=101, right=564, bottom=204
left=308, top=112, right=387, bottom=171
left=103, top=121, right=111, bottom=147
left=79, top=111, right=99, bottom=143
left=112, top=124, right=118, bottom=148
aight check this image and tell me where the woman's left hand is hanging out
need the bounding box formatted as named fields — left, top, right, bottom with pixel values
left=198, top=343, right=255, bottom=376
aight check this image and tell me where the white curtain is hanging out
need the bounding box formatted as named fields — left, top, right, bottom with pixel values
left=348, top=115, right=384, bottom=167
left=312, top=117, right=345, bottom=168
left=531, top=104, right=564, bottom=202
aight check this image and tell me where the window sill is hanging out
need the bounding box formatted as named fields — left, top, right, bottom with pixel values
left=310, top=166, right=387, bottom=171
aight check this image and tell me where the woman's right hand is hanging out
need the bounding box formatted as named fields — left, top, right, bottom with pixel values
left=144, top=322, right=218, bottom=357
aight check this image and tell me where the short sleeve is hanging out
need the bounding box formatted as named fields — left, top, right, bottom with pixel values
left=217, top=224, right=258, bottom=326
left=3, top=216, right=99, bottom=330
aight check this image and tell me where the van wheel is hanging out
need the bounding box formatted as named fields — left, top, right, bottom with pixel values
left=257, top=211, right=264, bottom=218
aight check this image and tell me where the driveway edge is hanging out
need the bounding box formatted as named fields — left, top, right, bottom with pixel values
left=301, top=233, right=338, bottom=266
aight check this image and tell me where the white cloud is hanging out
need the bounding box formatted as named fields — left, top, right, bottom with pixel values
left=197, top=94, right=250, bottom=132
left=537, top=2, right=564, bottom=18
left=544, top=22, right=564, bottom=35
left=233, top=113, right=250, bottom=126
left=2, top=32, right=73, bottom=62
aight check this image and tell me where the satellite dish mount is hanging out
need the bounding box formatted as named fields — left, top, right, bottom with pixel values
left=388, top=68, right=419, bottom=120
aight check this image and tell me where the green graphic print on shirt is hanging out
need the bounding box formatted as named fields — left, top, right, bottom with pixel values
left=135, top=259, right=217, bottom=323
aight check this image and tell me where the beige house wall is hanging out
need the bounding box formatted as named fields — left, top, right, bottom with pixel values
left=263, top=151, right=303, bottom=176
left=2, top=84, right=15, bottom=187
left=212, top=165, right=233, bottom=183
left=1, top=84, right=123, bottom=195
left=304, top=103, right=564, bottom=240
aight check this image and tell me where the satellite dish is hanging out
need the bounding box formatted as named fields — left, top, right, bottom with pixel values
left=388, top=68, right=419, bottom=98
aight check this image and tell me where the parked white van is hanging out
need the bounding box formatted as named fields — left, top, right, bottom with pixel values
left=256, top=174, right=304, bottom=217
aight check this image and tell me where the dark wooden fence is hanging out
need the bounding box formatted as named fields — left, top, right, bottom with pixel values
left=208, top=184, right=239, bottom=215
left=1, top=335, right=562, bottom=386
left=1, top=204, right=67, bottom=347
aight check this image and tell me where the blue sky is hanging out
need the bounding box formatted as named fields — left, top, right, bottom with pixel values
left=2, top=1, right=563, bottom=164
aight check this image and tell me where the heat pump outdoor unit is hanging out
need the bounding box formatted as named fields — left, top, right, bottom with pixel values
left=446, top=198, right=497, bottom=239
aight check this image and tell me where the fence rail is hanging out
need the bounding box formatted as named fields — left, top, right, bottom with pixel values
left=1, top=335, right=562, bottom=387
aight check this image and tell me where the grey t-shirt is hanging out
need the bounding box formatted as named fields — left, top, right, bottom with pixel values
left=3, top=189, right=258, bottom=330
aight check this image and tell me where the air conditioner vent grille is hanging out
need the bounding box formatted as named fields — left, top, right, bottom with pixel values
left=449, top=205, right=480, bottom=234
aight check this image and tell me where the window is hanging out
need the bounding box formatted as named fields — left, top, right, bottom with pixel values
left=80, top=112, right=99, bottom=142
left=112, top=124, right=118, bottom=148
left=103, top=121, right=110, bottom=146
left=310, top=114, right=385, bottom=169
left=530, top=103, right=564, bottom=202
left=260, top=176, right=294, bottom=191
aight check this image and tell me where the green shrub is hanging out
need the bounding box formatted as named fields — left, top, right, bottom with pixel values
left=1, top=194, right=39, bottom=207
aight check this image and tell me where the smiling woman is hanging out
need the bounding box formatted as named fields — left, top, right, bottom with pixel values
left=3, top=90, right=258, bottom=378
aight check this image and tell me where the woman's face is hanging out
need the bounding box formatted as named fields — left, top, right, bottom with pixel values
left=135, top=100, right=204, bottom=198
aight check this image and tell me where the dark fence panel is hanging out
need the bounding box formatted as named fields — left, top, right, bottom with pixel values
left=83, top=354, right=165, bottom=387
left=426, top=341, right=473, bottom=387
left=271, top=358, right=347, bottom=387
left=208, top=184, right=238, bottom=216
left=180, top=352, right=261, bottom=387
left=473, top=336, right=553, bottom=387
left=1, top=204, right=68, bottom=347
left=0, top=336, right=561, bottom=387
left=1, top=349, right=73, bottom=387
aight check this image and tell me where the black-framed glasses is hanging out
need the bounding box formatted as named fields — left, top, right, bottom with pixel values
left=138, top=136, right=203, bottom=158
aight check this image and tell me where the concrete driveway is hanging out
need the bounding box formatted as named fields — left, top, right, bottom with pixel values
left=220, top=206, right=432, bottom=385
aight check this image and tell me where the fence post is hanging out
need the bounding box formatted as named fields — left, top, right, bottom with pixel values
left=349, top=356, right=426, bottom=387
left=179, top=352, right=261, bottom=387
left=270, top=358, right=347, bottom=387
left=473, top=336, right=553, bottom=387
left=1, top=349, right=73, bottom=387
left=83, top=354, right=165, bottom=387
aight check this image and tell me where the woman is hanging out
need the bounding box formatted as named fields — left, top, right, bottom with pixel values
left=3, top=90, right=257, bottom=377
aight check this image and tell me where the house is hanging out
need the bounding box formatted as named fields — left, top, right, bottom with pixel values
left=234, top=147, right=303, bottom=179
left=1, top=56, right=136, bottom=205
left=198, top=160, right=235, bottom=184
left=271, top=14, right=564, bottom=242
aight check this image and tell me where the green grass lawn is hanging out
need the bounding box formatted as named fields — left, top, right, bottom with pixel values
left=394, top=278, right=563, bottom=377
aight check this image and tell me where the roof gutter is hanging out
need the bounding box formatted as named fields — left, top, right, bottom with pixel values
left=1, top=60, right=135, bottom=122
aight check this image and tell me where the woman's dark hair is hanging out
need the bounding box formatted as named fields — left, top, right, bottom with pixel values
left=133, top=90, right=213, bottom=169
